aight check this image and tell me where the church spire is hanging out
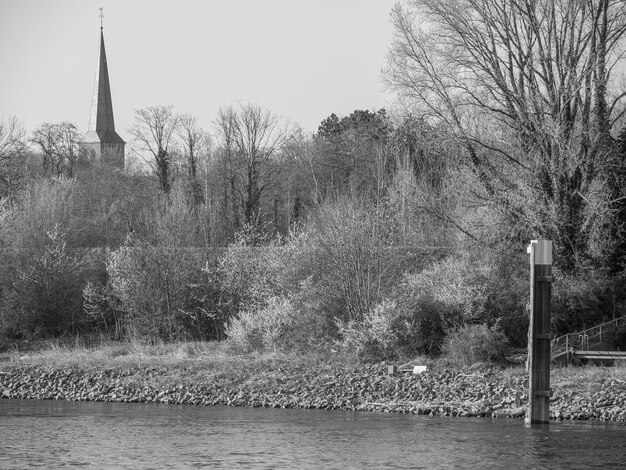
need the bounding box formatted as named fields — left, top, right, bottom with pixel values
left=88, top=15, right=120, bottom=138
left=83, top=9, right=125, bottom=168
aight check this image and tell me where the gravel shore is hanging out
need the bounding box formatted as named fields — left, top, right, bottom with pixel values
left=2, top=363, right=625, bottom=422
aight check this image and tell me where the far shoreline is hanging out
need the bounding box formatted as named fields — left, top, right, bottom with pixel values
left=1, top=341, right=625, bottom=423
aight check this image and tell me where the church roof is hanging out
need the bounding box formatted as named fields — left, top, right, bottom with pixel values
left=85, top=28, right=124, bottom=144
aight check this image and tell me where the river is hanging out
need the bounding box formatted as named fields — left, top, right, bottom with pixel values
left=1, top=399, right=625, bottom=469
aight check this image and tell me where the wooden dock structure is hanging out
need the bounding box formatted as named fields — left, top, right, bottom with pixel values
left=551, top=314, right=626, bottom=364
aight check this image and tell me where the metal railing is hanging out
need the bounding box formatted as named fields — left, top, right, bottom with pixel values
left=551, top=314, right=626, bottom=358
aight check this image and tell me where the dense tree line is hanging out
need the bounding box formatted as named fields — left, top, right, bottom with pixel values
left=1, top=0, right=626, bottom=360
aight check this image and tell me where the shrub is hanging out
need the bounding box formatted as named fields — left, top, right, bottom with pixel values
left=389, top=296, right=445, bottom=357
left=337, top=298, right=443, bottom=362
left=0, top=228, right=86, bottom=338
left=299, top=198, right=406, bottom=323
left=179, top=262, right=230, bottom=341
left=601, top=323, right=626, bottom=351
left=103, top=186, right=216, bottom=340
left=2, top=178, right=76, bottom=252
left=0, top=179, right=107, bottom=338
left=396, top=247, right=530, bottom=347
left=225, top=297, right=294, bottom=353
left=224, top=309, right=264, bottom=353
left=610, top=325, right=626, bottom=350
left=106, top=236, right=208, bottom=340
left=481, top=250, right=528, bottom=347
left=82, top=280, right=125, bottom=338
left=441, top=323, right=509, bottom=367
left=225, top=295, right=329, bottom=353
left=337, top=300, right=398, bottom=362
left=551, top=268, right=614, bottom=336
left=402, top=252, right=489, bottom=331
left=218, top=227, right=307, bottom=316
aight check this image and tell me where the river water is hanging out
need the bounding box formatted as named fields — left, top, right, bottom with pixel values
left=1, top=399, right=625, bottom=469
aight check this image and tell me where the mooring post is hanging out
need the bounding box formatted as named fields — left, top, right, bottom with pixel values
left=525, top=239, right=552, bottom=425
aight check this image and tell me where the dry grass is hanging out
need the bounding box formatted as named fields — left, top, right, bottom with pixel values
left=3, top=338, right=244, bottom=369
left=552, top=362, right=626, bottom=390
left=0, top=336, right=352, bottom=389
left=3, top=336, right=626, bottom=391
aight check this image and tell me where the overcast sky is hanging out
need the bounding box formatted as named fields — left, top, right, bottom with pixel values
left=0, top=0, right=398, bottom=141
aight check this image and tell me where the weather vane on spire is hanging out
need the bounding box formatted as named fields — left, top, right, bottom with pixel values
left=99, top=7, right=104, bottom=30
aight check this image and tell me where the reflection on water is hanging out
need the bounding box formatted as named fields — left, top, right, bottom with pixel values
left=1, top=399, right=625, bottom=469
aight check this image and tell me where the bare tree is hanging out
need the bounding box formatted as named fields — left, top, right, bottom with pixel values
left=386, top=0, right=626, bottom=270
left=129, top=106, right=179, bottom=193
left=176, top=113, right=210, bottom=204
left=233, top=103, right=293, bottom=226
left=31, top=122, right=81, bottom=177
left=278, top=126, right=317, bottom=227
left=214, top=103, right=293, bottom=230
left=31, top=123, right=56, bottom=176
left=55, top=123, right=81, bottom=177
left=214, top=106, right=242, bottom=231
left=177, top=113, right=205, bottom=180
left=0, top=116, right=26, bottom=197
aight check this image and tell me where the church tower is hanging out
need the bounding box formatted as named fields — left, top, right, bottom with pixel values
left=82, top=10, right=125, bottom=168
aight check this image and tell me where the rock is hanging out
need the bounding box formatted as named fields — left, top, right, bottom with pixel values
left=0, top=363, right=622, bottom=423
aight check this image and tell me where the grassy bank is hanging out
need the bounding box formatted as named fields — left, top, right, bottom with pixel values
left=1, top=340, right=626, bottom=422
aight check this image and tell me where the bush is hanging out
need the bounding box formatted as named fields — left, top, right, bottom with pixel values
left=551, top=268, right=618, bottom=336
left=390, top=296, right=445, bottom=357
left=103, top=186, right=218, bottom=340
left=225, top=297, right=294, bottom=353
left=481, top=250, right=528, bottom=347
left=441, top=323, right=509, bottom=367
left=82, top=280, right=125, bottom=338
left=402, top=252, right=489, bottom=331
left=106, top=238, right=208, bottom=341
left=396, top=247, right=530, bottom=347
left=1, top=178, right=76, bottom=253
left=225, top=295, right=330, bottom=353
left=0, top=228, right=86, bottom=338
left=218, top=227, right=307, bottom=316
left=611, top=325, right=626, bottom=350
left=0, top=179, right=109, bottom=338
left=298, top=198, right=406, bottom=323
left=337, top=298, right=443, bottom=362
left=337, top=301, right=398, bottom=362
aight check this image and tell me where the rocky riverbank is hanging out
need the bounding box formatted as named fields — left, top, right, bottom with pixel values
left=2, top=363, right=626, bottom=422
